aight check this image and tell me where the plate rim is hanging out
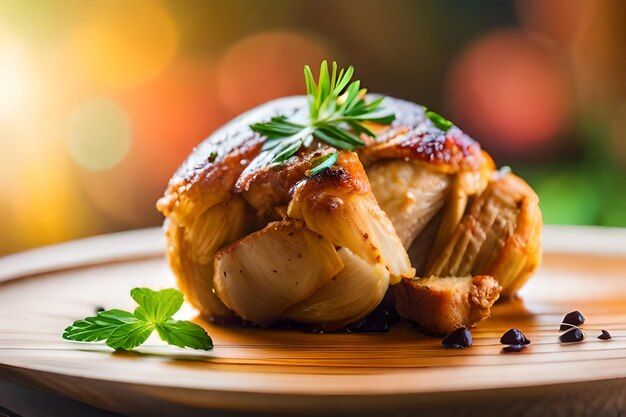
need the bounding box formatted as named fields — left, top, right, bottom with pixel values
left=1, top=226, right=626, bottom=414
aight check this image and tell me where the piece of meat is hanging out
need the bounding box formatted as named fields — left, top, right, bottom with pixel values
left=394, top=275, right=501, bottom=335
left=164, top=196, right=254, bottom=319
left=288, top=151, right=414, bottom=284
left=358, top=124, right=486, bottom=174
left=425, top=172, right=542, bottom=297
left=236, top=147, right=321, bottom=220
left=157, top=95, right=541, bottom=329
left=365, top=158, right=492, bottom=277
left=225, top=148, right=413, bottom=326
left=366, top=160, right=450, bottom=249
left=407, top=208, right=444, bottom=276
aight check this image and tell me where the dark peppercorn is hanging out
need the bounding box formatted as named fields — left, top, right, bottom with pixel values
left=385, top=308, right=401, bottom=326
left=442, top=328, right=472, bottom=349
left=598, top=330, right=612, bottom=340
left=210, top=315, right=246, bottom=327
left=378, top=288, right=395, bottom=311
left=378, top=289, right=401, bottom=325
left=560, top=311, right=585, bottom=331
left=500, top=328, right=531, bottom=345
left=559, top=327, right=585, bottom=343
left=354, top=309, right=390, bottom=333
left=502, top=344, right=526, bottom=353
left=95, top=306, right=105, bottom=313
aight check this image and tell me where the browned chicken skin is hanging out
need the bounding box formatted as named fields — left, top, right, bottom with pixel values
left=157, top=96, right=542, bottom=333
left=395, top=275, right=501, bottom=335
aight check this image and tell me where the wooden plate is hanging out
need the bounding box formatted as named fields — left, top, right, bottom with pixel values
left=1, top=226, right=626, bottom=417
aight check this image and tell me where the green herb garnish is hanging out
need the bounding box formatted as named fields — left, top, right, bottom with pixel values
left=249, top=61, right=395, bottom=169
left=424, top=108, right=454, bottom=132
left=305, top=152, right=339, bottom=177
left=63, top=288, right=213, bottom=351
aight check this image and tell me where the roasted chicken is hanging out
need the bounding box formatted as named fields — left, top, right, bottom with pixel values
left=157, top=95, right=542, bottom=333
left=394, top=275, right=501, bottom=335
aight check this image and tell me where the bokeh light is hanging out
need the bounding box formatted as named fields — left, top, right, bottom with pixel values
left=516, top=0, right=587, bottom=45
left=529, top=169, right=603, bottom=225
left=66, top=99, right=132, bottom=171
left=610, top=103, right=626, bottom=167
left=217, top=31, right=329, bottom=116
left=0, top=34, right=35, bottom=123
left=76, top=161, right=153, bottom=227
left=120, top=58, right=226, bottom=181
left=446, top=30, right=571, bottom=158
left=69, top=0, right=178, bottom=90
left=79, top=58, right=229, bottom=226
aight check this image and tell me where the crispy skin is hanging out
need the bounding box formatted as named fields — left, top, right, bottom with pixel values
left=156, top=97, right=306, bottom=226
left=237, top=155, right=310, bottom=220
left=359, top=126, right=486, bottom=174
left=356, top=96, right=486, bottom=173
left=158, top=96, right=489, bottom=220
left=394, top=275, right=501, bottom=335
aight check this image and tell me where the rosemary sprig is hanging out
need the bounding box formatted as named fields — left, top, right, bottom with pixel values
left=305, top=152, right=339, bottom=177
left=423, top=107, right=454, bottom=133
left=248, top=61, right=395, bottom=172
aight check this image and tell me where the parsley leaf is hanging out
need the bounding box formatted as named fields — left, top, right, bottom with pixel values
left=131, top=287, right=183, bottom=323
left=63, top=288, right=213, bottom=351
left=106, top=321, right=155, bottom=351
left=248, top=61, right=395, bottom=169
left=156, top=320, right=214, bottom=350
left=62, top=309, right=137, bottom=342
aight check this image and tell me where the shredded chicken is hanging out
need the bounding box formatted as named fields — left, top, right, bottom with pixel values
left=425, top=172, right=542, bottom=297
left=367, top=160, right=450, bottom=248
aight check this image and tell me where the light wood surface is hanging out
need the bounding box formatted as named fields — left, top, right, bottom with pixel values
left=1, top=226, right=626, bottom=417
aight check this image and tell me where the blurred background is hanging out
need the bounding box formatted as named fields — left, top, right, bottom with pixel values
left=0, top=0, right=624, bottom=256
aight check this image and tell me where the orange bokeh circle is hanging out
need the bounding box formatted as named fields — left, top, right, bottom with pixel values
left=217, top=31, right=330, bottom=117
left=79, top=59, right=226, bottom=226
left=69, top=0, right=178, bottom=90
left=446, top=30, right=571, bottom=156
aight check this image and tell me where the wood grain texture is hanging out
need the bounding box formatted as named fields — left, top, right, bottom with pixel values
left=0, top=226, right=625, bottom=417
